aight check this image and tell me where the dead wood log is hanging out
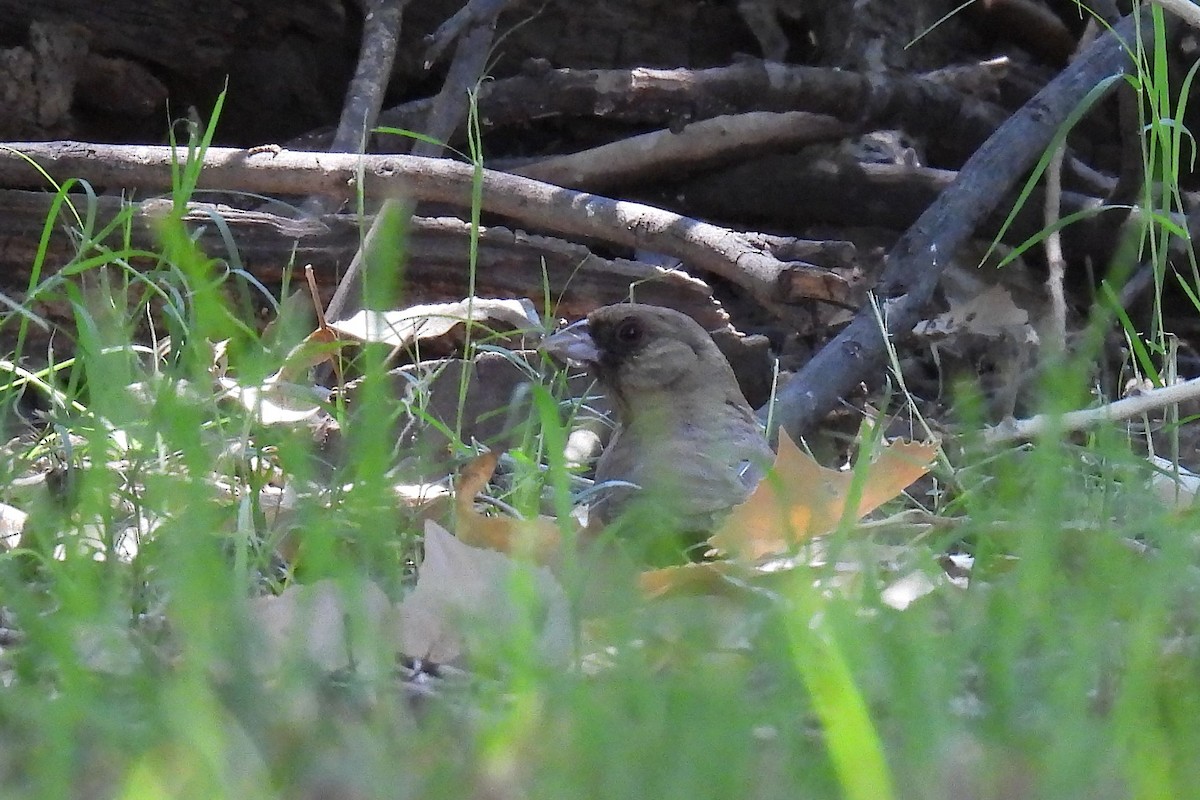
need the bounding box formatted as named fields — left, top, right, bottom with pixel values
left=290, top=61, right=1009, bottom=166
left=0, top=189, right=734, bottom=331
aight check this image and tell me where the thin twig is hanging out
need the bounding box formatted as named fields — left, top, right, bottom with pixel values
left=984, top=374, right=1200, bottom=444
left=305, top=264, right=327, bottom=330
left=1041, top=20, right=1101, bottom=356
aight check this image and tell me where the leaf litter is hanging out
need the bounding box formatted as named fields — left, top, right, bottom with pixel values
left=0, top=294, right=966, bottom=693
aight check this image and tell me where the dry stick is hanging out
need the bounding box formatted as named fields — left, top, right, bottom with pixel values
left=1042, top=21, right=1101, bottom=356
left=323, top=194, right=411, bottom=327
left=325, top=0, right=407, bottom=161
left=327, top=2, right=508, bottom=323
left=421, top=0, right=510, bottom=69
left=0, top=143, right=845, bottom=307
left=412, top=19, right=501, bottom=156
left=511, top=112, right=851, bottom=192
left=1043, top=142, right=1069, bottom=355
left=770, top=9, right=1152, bottom=440
left=984, top=375, right=1200, bottom=444
left=316, top=0, right=408, bottom=312
left=1152, top=0, right=1200, bottom=29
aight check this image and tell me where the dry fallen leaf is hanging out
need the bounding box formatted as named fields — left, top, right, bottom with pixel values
left=218, top=326, right=347, bottom=425
left=1147, top=454, right=1200, bottom=508
left=0, top=502, right=26, bottom=550
left=707, top=430, right=939, bottom=561
left=397, top=520, right=571, bottom=664
left=330, top=298, right=540, bottom=349
left=453, top=450, right=565, bottom=562
left=637, top=560, right=756, bottom=599
left=248, top=578, right=399, bottom=678
left=274, top=327, right=350, bottom=383
left=912, top=283, right=1038, bottom=344
left=220, top=375, right=330, bottom=424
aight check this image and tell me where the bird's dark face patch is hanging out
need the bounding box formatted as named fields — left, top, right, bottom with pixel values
left=614, top=316, right=644, bottom=347
left=582, top=306, right=717, bottom=402
left=588, top=313, right=660, bottom=394
left=548, top=302, right=757, bottom=415
left=594, top=314, right=647, bottom=359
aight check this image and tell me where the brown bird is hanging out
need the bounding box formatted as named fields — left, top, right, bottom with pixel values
left=542, top=304, right=774, bottom=559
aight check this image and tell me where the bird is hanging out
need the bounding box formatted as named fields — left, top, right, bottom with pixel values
left=542, top=304, right=774, bottom=561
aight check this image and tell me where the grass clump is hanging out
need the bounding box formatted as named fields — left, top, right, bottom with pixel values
left=2, top=15, right=1200, bottom=796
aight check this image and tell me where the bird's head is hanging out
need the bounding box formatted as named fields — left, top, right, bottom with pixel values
left=542, top=304, right=738, bottom=414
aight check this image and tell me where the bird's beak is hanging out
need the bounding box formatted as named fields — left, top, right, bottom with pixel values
left=541, top=319, right=600, bottom=364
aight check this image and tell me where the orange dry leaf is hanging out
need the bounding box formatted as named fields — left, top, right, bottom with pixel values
left=637, top=560, right=754, bottom=599
left=707, top=430, right=938, bottom=560
left=275, top=327, right=350, bottom=383
left=453, top=450, right=565, bottom=562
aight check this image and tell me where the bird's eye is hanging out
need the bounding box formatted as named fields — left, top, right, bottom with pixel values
left=616, top=318, right=643, bottom=344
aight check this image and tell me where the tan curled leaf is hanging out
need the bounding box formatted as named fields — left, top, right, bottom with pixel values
left=275, top=327, right=350, bottom=383
left=453, top=450, right=564, bottom=562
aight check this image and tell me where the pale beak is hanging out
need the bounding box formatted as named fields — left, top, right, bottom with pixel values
left=541, top=319, right=600, bottom=365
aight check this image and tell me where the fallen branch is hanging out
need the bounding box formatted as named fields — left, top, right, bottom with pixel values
left=510, top=111, right=850, bottom=192
left=0, top=142, right=850, bottom=306
left=770, top=9, right=1151, bottom=439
